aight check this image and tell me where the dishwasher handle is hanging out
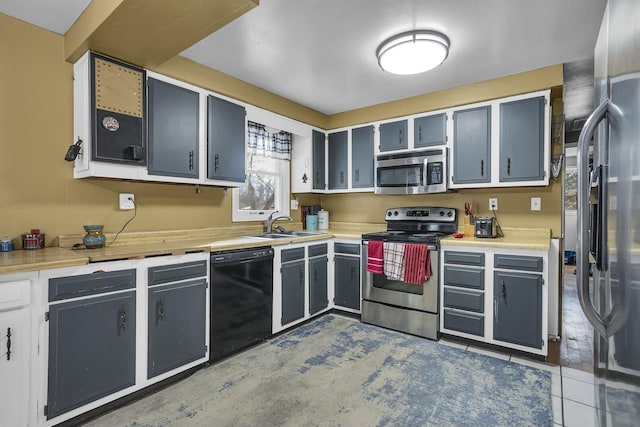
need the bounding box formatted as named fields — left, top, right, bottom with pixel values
left=211, top=247, right=274, bottom=266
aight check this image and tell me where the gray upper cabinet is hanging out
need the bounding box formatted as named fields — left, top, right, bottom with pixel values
left=328, top=131, right=348, bottom=190
left=147, top=78, right=199, bottom=178
left=499, top=96, right=545, bottom=182
left=379, top=119, right=408, bottom=152
left=493, top=271, right=542, bottom=349
left=312, top=130, right=326, bottom=190
left=414, top=113, right=446, bottom=148
left=207, top=95, right=246, bottom=183
left=453, top=105, right=491, bottom=184
left=351, top=125, right=374, bottom=188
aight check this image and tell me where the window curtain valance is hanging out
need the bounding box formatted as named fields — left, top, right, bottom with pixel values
left=247, top=121, right=291, bottom=160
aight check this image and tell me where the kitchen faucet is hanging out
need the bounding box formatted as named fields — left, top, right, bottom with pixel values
left=266, top=211, right=293, bottom=233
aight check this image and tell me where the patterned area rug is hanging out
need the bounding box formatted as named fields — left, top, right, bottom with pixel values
left=86, top=315, right=553, bottom=426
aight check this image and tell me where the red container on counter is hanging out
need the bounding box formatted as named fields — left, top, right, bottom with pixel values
left=22, top=229, right=45, bottom=250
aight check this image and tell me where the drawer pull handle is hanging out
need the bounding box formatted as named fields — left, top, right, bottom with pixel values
left=119, top=305, right=128, bottom=331
left=6, top=327, right=11, bottom=361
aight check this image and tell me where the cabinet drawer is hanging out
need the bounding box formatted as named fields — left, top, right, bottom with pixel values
left=443, top=288, right=484, bottom=313
left=494, top=254, right=543, bottom=272
left=334, top=243, right=360, bottom=255
left=148, top=260, right=207, bottom=286
left=281, top=247, right=305, bottom=262
left=308, top=243, right=328, bottom=257
left=0, top=280, right=30, bottom=310
left=444, top=251, right=485, bottom=266
left=443, top=265, right=484, bottom=290
left=49, top=269, right=136, bottom=302
left=444, top=309, right=484, bottom=337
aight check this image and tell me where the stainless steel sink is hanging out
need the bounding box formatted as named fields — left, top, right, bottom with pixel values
left=246, top=231, right=327, bottom=239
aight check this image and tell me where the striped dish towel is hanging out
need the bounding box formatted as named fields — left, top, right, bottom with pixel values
left=403, top=244, right=430, bottom=284
left=383, top=242, right=405, bottom=281
left=366, top=241, right=384, bottom=274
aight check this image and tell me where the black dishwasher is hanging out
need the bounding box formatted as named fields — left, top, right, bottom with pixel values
left=210, top=247, right=274, bottom=362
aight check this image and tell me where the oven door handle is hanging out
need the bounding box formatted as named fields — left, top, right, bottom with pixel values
left=362, top=241, right=437, bottom=251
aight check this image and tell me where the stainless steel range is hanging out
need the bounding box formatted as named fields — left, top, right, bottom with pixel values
left=361, top=206, right=457, bottom=340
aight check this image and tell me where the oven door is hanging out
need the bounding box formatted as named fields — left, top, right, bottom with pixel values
left=362, top=241, right=439, bottom=313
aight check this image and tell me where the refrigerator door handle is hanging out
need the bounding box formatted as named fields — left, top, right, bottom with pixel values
left=577, top=100, right=609, bottom=337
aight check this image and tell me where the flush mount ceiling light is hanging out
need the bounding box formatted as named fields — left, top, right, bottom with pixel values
left=376, top=30, right=450, bottom=75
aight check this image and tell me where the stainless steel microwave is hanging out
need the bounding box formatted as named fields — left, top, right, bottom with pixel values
left=375, top=148, right=448, bottom=194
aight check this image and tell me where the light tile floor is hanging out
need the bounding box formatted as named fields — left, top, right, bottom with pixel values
left=439, top=338, right=598, bottom=427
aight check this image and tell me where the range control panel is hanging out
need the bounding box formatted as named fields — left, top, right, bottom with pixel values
left=385, top=206, right=456, bottom=222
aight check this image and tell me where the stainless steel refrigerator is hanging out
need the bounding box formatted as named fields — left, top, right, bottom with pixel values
left=577, top=0, right=640, bottom=425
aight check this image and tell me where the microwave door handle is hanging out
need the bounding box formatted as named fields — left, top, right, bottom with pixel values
left=577, top=100, right=609, bottom=337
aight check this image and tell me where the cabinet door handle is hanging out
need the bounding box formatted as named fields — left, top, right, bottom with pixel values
left=340, top=171, right=344, bottom=184
left=315, top=171, right=320, bottom=186
left=119, top=305, right=128, bottom=331
left=214, top=153, right=220, bottom=172
left=314, top=266, right=318, bottom=283
left=418, top=126, right=422, bottom=142
left=157, top=299, right=165, bottom=322
left=299, top=269, right=304, bottom=286
left=507, top=157, right=511, bottom=176
left=502, top=280, right=507, bottom=302
left=399, top=128, right=403, bottom=145
left=189, top=151, right=194, bottom=171
left=481, top=159, right=484, bottom=177
left=6, top=327, right=11, bottom=361
left=355, top=168, right=359, bottom=182
left=350, top=266, right=355, bottom=282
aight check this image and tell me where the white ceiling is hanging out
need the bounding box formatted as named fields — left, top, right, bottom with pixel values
left=1, top=0, right=607, bottom=115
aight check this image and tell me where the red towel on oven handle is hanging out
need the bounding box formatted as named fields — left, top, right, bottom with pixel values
left=403, top=244, right=430, bottom=284
left=366, top=241, right=384, bottom=274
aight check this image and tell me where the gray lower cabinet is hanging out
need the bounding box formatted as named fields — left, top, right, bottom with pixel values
left=308, top=250, right=328, bottom=315
left=328, top=131, right=348, bottom=190
left=147, top=279, right=207, bottom=378
left=351, top=125, right=374, bottom=188
left=499, top=96, right=545, bottom=182
left=207, top=95, right=246, bottom=182
left=281, top=248, right=306, bottom=325
left=147, top=78, right=199, bottom=178
left=334, top=244, right=361, bottom=310
left=379, top=119, right=408, bottom=152
left=312, top=130, right=326, bottom=190
left=452, top=105, right=491, bottom=184
left=414, top=113, right=446, bottom=148
left=47, top=270, right=136, bottom=419
left=493, top=271, right=543, bottom=349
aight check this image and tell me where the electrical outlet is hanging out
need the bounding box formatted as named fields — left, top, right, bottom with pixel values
left=119, top=193, right=135, bottom=210
left=531, top=197, right=541, bottom=211
left=489, top=198, right=498, bottom=211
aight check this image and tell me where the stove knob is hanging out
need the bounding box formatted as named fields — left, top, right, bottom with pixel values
left=387, top=211, right=392, bottom=217
left=394, top=211, right=399, bottom=216
left=439, top=211, right=445, bottom=216
left=447, top=211, right=453, bottom=217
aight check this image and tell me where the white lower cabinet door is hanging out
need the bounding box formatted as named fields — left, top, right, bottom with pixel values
left=0, top=307, right=30, bottom=427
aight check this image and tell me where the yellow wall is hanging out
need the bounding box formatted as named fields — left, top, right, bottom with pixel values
left=0, top=13, right=563, bottom=247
